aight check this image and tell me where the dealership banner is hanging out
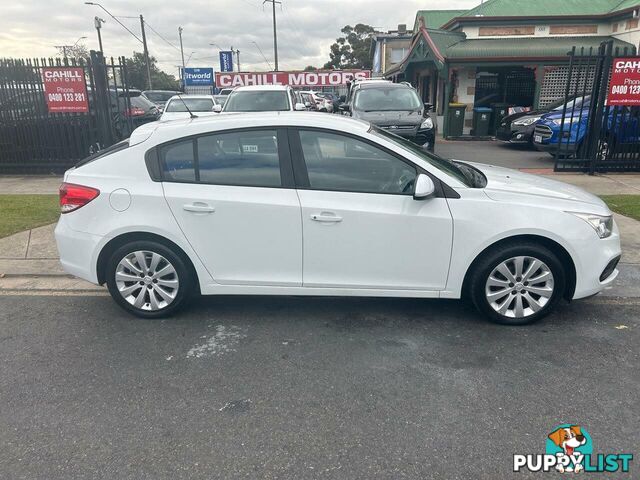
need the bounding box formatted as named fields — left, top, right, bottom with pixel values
left=183, top=67, right=215, bottom=86
left=215, top=70, right=371, bottom=88
left=42, top=67, right=89, bottom=113
left=219, top=51, right=234, bottom=72
left=607, top=58, right=640, bottom=106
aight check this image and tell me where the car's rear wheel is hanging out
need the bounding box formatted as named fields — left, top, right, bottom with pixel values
left=469, top=243, right=566, bottom=325
left=105, top=241, right=192, bottom=318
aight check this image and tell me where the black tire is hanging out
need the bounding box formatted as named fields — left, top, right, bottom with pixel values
left=105, top=240, right=193, bottom=319
left=468, top=242, right=566, bottom=325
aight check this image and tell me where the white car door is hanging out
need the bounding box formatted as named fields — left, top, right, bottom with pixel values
left=161, top=129, right=302, bottom=286
left=293, top=129, right=453, bottom=290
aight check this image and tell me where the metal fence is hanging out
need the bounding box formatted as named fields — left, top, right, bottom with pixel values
left=553, top=41, right=640, bottom=173
left=0, top=51, right=132, bottom=173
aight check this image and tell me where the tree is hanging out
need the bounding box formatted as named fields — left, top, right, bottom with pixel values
left=124, top=52, right=179, bottom=90
left=56, top=44, right=89, bottom=62
left=303, top=65, right=318, bottom=71
left=323, top=24, right=376, bottom=70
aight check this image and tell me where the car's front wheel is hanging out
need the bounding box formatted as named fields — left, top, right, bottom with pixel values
left=469, top=243, right=566, bottom=325
left=105, top=241, right=192, bottom=318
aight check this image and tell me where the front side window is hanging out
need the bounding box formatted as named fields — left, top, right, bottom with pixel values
left=197, top=130, right=281, bottom=187
left=223, top=91, right=289, bottom=112
left=298, top=130, right=416, bottom=194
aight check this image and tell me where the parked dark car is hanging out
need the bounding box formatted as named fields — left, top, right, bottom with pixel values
left=340, top=82, right=435, bottom=151
left=496, top=96, right=586, bottom=146
left=108, top=89, right=161, bottom=137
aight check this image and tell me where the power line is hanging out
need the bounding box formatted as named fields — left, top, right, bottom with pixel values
left=143, top=20, right=182, bottom=53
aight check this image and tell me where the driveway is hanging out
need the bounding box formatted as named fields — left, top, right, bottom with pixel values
left=436, top=139, right=554, bottom=170
left=0, top=295, right=637, bottom=479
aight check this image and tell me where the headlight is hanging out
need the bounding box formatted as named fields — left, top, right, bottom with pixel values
left=512, top=116, right=540, bottom=126
left=551, top=116, right=582, bottom=126
left=568, top=212, right=613, bottom=238
left=420, top=117, right=433, bottom=129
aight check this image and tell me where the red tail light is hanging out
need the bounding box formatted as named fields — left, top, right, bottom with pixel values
left=125, top=107, right=145, bottom=117
left=59, top=183, right=100, bottom=213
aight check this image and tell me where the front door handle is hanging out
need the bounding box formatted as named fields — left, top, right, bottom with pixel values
left=311, top=213, right=343, bottom=223
left=183, top=202, right=215, bottom=213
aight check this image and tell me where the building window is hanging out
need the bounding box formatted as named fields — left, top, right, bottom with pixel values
left=390, top=48, right=407, bottom=64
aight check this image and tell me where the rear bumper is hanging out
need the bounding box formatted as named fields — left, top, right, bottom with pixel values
left=54, top=216, right=103, bottom=284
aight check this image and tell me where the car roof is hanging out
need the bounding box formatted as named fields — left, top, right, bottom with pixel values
left=356, top=82, right=413, bottom=90
left=130, top=112, right=370, bottom=146
left=232, top=85, right=289, bottom=92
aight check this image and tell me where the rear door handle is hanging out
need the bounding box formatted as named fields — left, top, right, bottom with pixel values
left=183, top=202, right=215, bottom=213
left=311, top=213, right=343, bottom=223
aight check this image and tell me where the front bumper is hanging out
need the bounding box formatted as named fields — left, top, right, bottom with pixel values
left=496, top=125, right=534, bottom=144
left=572, top=222, right=622, bottom=300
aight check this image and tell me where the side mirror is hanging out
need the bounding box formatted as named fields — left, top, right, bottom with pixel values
left=294, top=102, right=306, bottom=111
left=413, top=174, right=436, bottom=200
left=213, top=104, right=222, bottom=113
left=424, top=103, right=434, bottom=112
left=339, top=104, right=351, bottom=112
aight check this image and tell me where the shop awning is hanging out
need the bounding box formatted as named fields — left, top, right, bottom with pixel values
left=445, top=36, right=636, bottom=61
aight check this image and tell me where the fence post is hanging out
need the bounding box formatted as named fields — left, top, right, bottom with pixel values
left=587, top=41, right=614, bottom=175
left=90, top=49, right=114, bottom=149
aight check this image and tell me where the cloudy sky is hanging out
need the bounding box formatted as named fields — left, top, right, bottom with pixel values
left=0, top=0, right=478, bottom=76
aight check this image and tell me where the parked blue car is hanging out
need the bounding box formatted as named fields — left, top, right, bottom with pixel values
left=533, top=96, right=640, bottom=157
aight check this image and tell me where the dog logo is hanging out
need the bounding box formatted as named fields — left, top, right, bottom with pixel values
left=513, top=424, right=633, bottom=474
left=546, top=425, right=591, bottom=473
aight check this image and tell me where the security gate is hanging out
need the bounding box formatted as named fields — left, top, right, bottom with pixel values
left=554, top=41, right=640, bottom=173
left=0, top=51, right=133, bottom=173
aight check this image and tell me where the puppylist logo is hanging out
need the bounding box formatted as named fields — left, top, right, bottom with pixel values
left=513, top=424, right=633, bottom=473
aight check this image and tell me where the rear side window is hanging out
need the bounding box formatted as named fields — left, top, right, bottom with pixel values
left=197, top=130, right=281, bottom=187
left=159, top=140, right=196, bottom=182
left=157, top=129, right=282, bottom=187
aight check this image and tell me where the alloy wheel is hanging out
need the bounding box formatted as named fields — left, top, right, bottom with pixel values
left=484, top=256, right=555, bottom=319
left=115, top=250, right=179, bottom=311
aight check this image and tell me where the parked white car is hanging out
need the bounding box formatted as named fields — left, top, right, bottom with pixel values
left=299, top=90, right=332, bottom=112
left=222, top=85, right=306, bottom=112
left=160, top=95, right=220, bottom=121
left=55, top=113, right=621, bottom=325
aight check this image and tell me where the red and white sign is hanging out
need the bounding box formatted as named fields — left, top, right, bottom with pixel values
left=606, top=58, right=640, bottom=106
left=42, top=67, right=89, bottom=113
left=215, top=69, right=371, bottom=88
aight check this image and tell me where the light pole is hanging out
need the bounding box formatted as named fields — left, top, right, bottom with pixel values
left=84, top=2, right=152, bottom=89
left=178, top=27, right=186, bottom=80
left=94, top=16, right=105, bottom=52
left=263, top=0, right=281, bottom=71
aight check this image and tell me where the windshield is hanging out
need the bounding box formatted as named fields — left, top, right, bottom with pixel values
left=354, top=87, right=422, bottom=112
left=145, top=91, right=176, bottom=102
left=370, top=126, right=473, bottom=187
left=559, top=96, right=590, bottom=111
left=166, top=98, right=215, bottom=112
left=223, top=91, right=290, bottom=112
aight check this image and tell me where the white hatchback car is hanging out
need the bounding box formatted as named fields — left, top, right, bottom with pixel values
left=222, top=85, right=306, bottom=112
left=160, top=95, right=220, bottom=121
left=55, top=113, right=621, bottom=325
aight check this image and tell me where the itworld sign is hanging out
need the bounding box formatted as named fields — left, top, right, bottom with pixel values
left=183, top=68, right=214, bottom=86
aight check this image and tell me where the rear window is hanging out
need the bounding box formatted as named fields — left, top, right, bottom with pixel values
left=166, top=98, right=215, bottom=112
left=76, top=139, right=130, bottom=168
left=223, top=91, right=289, bottom=112
left=145, top=91, right=176, bottom=102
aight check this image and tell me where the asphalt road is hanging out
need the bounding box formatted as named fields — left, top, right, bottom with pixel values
left=1, top=295, right=638, bottom=479
left=436, top=140, right=554, bottom=170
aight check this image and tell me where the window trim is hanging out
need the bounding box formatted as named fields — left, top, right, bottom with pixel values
left=146, top=126, right=295, bottom=189
left=288, top=127, right=445, bottom=197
